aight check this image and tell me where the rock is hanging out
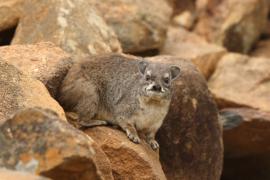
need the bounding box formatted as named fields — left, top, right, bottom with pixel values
left=12, top=0, right=122, bottom=59
left=161, top=26, right=226, bottom=79
left=94, top=0, right=172, bottom=53
left=85, top=127, right=166, bottom=180
left=221, top=108, right=270, bottom=157
left=0, top=0, right=22, bottom=31
left=220, top=108, right=270, bottom=180
left=172, top=11, right=196, bottom=30
left=208, top=53, right=270, bottom=112
left=0, top=107, right=113, bottom=180
left=0, top=169, right=50, bottom=180
left=147, top=56, right=223, bottom=180
left=0, top=60, right=66, bottom=125
left=0, top=42, right=72, bottom=97
left=250, top=39, right=270, bottom=58
left=194, top=0, right=269, bottom=53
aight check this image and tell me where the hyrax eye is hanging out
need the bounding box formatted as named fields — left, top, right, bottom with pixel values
left=164, top=77, right=170, bottom=84
left=145, top=75, right=151, bottom=81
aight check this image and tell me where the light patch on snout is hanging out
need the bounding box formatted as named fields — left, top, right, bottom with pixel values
left=161, top=87, right=166, bottom=93
left=146, top=83, right=166, bottom=93
left=146, top=82, right=155, bottom=91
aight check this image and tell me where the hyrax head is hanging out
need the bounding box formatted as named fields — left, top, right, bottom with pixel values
left=138, top=60, right=180, bottom=101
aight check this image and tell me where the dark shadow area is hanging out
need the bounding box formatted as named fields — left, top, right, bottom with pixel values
left=0, top=25, right=17, bottom=46
left=221, top=155, right=270, bottom=180
left=133, top=49, right=160, bottom=57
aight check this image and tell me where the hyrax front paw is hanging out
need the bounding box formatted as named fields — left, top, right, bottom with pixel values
left=147, top=139, right=159, bottom=150
left=126, top=130, right=141, bottom=144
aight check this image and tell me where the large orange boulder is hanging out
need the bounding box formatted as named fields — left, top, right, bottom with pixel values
left=0, top=108, right=113, bottom=180
left=0, top=42, right=72, bottom=97
left=85, top=127, right=166, bottom=180
left=208, top=53, right=270, bottom=112
left=0, top=60, right=66, bottom=125
left=12, top=0, right=121, bottom=58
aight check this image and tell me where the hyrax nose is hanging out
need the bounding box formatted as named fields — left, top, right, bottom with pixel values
left=152, top=84, right=161, bottom=92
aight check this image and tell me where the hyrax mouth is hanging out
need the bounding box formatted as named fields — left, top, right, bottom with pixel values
left=146, top=89, right=165, bottom=99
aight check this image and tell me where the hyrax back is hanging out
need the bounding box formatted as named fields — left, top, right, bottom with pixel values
left=59, top=53, right=180, bottom=150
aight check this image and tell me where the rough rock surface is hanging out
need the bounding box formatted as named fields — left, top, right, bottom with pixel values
left=12, top=0, right=122, bottom=58
left=147, top=56, right=223, bottom=180
left=161, top=26, right=226, bottom=79
left=85, top=127, right=166, bottom=180
left=0, top=169, right=50, bottom=180
left=208, top=53, right=270, bottom=112
left=0, top=108, right=113, bottom=180
left=195, top=0, right=269, bottom=53
left=221, top=108, right=270, bottom=180
left=94, top=0, right=172, bottom=53
left=0, top=60, right=66, bottom=124
left=0, top=42, right=72, bottom=97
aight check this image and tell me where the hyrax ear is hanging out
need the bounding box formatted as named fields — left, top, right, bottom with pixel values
left=170, top=66, right=180, bottom=80
left=138, top=60, right=149, bottom=75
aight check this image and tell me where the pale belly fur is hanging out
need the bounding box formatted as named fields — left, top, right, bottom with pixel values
left=133, top=98, right=170, bottom=132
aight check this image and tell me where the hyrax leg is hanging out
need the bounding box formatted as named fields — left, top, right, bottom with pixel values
left=118, top=121, right=141, bottom=144
left=146, top=131, right=159, bottom=150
